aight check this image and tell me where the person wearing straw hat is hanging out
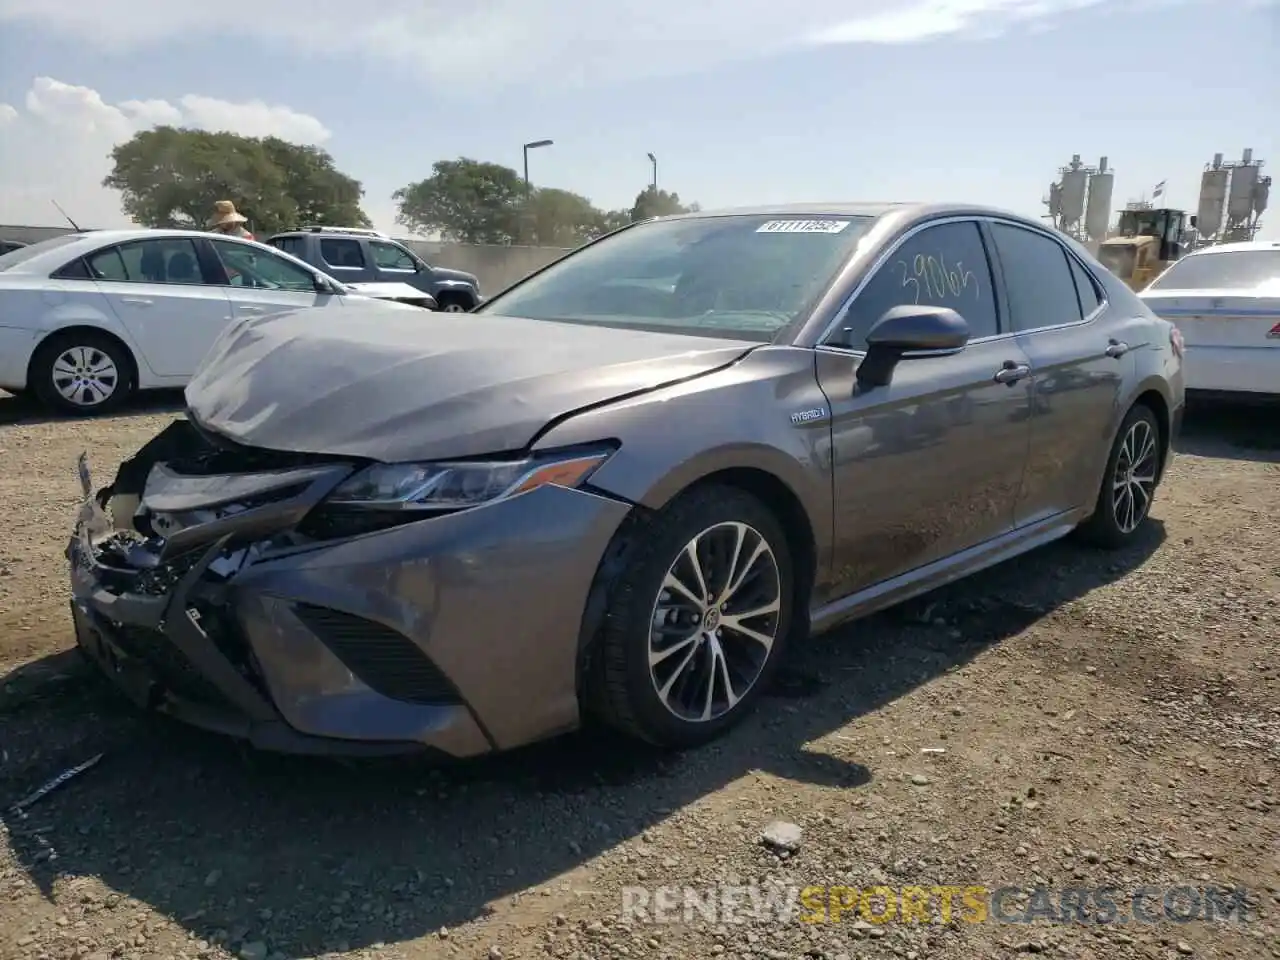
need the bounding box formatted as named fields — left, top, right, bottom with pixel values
left=207, top=200, right=254, bottom=240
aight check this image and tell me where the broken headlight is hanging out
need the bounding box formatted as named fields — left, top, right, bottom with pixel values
left=326, top=446, right=615, bottom=511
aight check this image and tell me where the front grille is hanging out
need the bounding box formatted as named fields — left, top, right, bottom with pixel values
left=110, top=623, right=231, bottom=708
left=292, top=603, right=461, bottom=706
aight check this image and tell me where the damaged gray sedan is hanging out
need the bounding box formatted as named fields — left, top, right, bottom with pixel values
left=68, top=203, right=1185, bottom=757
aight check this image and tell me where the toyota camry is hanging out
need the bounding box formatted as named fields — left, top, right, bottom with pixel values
left=68, top=203, right=1186, bottom=757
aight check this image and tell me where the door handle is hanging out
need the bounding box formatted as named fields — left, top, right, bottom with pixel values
left=993, top=361, right=1031, bottom=385
left=237, top=305, right=265, bottom=314
left=1105, top=339, right=1130, bottom=358
left=119, top=297, right=152, bottom=306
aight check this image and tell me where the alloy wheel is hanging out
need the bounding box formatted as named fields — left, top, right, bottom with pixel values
left=441, top=302, right=468, bottom=313
left=647, top=521, right=782, bottom=723
left=51, top=346, right=119, bottom=408
left=1112, top=418, right=1158, bottom=533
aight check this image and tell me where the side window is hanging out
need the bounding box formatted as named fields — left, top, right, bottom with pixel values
left=319, top=237, right=366, bottom=269
left=990, top=224, right=1083, bottom=332
left=369, top=240, right=418, bottom=271
left=1069, top=257, right=1102, bottom=316
left=835, top=221, right=998, bottom=347
left=86, top=238, right=204, bottom=285
left=210, top=240, right=318, bottom=293
left=268, top=236, right=303, bottom=258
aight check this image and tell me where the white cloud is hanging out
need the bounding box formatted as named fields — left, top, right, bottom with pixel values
left=0, top=77, right=331, bottom=228
left=809, top=0, right=1104, bottom=44
left=0, top=0, right=1178, bottom=93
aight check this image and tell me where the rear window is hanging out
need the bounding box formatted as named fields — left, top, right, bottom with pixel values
left=0, top=234, right=83, bottom=272
left=1147, top=249, right=1280, bottom=292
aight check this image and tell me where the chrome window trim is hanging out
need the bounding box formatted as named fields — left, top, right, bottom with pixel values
left=815, top=214, right=1110, bottom=352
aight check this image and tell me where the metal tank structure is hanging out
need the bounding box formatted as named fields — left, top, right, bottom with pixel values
left=1197, top=149, right=1269, bottom=243
left=1084, top=156, right=1114, bottom=243
left=1197, top=153, right=1228, bottom=242
left=1044, top=154, right=1099, bottom=240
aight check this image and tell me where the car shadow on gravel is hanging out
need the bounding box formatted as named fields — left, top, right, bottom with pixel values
left=1176, top=399, right=1280, bottom=462
left=1, top=521, right=1165, bottom=957
left=0, top=389, right=186, bottom=426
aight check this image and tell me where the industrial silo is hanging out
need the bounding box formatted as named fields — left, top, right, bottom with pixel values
left=1227, top=160, right=1259, bottom=235
left=1084, top=157, right=1114, bottom=242
left=1059, top=162, right=1088, bottom=232
left=1196, top=155, right=1228, bottom=241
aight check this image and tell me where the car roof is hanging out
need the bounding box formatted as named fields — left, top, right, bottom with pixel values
left=660, top=201, right=1046, bottom=227
left=0, top=228, right=296, bottom=275
left=1180, top=239, right=1280, bottom=258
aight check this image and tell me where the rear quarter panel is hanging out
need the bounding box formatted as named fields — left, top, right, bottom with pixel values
left=532, top=345, right=837, bottom=593
left=0, top=280, right=143, bottom=389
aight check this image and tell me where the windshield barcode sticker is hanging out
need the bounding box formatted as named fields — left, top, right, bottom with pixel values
left=756, top=219, right=851, bottom=234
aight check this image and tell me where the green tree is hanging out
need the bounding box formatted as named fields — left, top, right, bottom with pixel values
left=260, top=138, right=371, bottom=228
left=521, top=187, right=610, bottom=246
left=596, top=209, right=636, bottom=234
left=103, top=126, right=370, bottom=234
left=393, top=158, right=525, bottom=244
left=630, top=186, right=695, bottom=221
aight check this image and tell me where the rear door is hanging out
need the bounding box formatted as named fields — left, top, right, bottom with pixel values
left=207, top=239, right=344, bottom=320
left=986, top=221, right=1134, bottom=526
left=315, top=236, right=376, bottom=283
left=86, top=236, right=233, bottom=378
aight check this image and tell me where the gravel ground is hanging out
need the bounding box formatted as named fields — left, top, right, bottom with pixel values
left=1, top=390, right=1277, bottom=960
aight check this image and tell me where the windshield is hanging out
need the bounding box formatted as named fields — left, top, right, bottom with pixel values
left=0, top=234, right=82, bottom=272
left=475, top=213, right=875, bottom=341
left=1146, top=250, right=1280, bottom=292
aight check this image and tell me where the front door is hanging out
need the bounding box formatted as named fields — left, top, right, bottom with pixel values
left=986, top=222, right=1134, bottom=526
left=368, top=238, right=432, bottom=294
left=207, top=239, right=341, bottom=320
left=814, top=219, right=1033, bottom=601
left=86, top=236, right=233, bottom=378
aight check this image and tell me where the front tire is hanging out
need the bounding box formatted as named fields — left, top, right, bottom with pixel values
left=589, top=485, right=795, bottom=749
left=31, top=332, right=133, bottom=416
left=435, top=293, right=473, bottom=313
left=1078, top=403, right=1162, bottom=549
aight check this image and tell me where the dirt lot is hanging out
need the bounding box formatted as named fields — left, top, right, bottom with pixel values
left=1, top=391, right=1276, bottom=960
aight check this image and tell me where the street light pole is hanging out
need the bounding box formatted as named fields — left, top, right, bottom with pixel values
left=647, top=152, right=657, bottom=191
left=523, top=139, right=554, bottom=192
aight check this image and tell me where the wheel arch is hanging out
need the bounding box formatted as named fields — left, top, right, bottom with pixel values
left=1122, top=373, right=1173, bottom=482
left=28, top=325, right=141, bottom=393
left=574, top=465, right=818, bottom=705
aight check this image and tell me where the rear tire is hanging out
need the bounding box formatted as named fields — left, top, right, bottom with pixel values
left=1077, top=403, right=1162, bottom=549
left=588, top=485, right=795, bottom=749
left=31, top=331, right=134, bottom=416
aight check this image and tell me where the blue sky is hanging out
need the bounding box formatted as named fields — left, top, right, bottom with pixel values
left=0, top=0, right=1275, bottom=238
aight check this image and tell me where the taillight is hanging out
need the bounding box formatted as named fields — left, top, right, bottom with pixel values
left=1169, top=325, right=1185, bottom=359
left=1268, top=322, right=1280, bottom=340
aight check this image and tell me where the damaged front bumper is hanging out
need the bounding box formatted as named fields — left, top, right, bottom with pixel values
left=66, top=420, right=632, bottom=757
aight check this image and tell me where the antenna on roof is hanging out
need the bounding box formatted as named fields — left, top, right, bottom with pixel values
left=51, top=199, right=82, bottom=232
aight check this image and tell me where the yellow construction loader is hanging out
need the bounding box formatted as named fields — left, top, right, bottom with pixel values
left=1096, top=206, right=1193, bottom=291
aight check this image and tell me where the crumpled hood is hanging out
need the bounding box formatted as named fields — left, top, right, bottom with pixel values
left=185, top=304, right=755, bottom=462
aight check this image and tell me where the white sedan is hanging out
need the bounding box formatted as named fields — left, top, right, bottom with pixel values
left=1140, top=240, right=1280, bottom=401
left=0, top=229, right=432, bottom=415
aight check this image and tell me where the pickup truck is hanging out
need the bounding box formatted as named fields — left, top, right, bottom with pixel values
left=266, top=227, right=483, bottom=312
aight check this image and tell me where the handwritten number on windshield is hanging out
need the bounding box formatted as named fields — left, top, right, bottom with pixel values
left=895, top=254, right=979, bottom=304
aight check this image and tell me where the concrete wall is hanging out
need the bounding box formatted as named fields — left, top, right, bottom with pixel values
left=0, top=224, right=571, bottom=295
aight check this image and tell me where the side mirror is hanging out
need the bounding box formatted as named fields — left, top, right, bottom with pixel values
left=314, top=275, right=336, bottom=294
left=855, top=305, right=970, bottom=390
